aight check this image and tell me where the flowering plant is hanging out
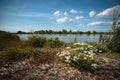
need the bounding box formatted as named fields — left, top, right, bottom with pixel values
left=57, top=42, right=98, bottom=73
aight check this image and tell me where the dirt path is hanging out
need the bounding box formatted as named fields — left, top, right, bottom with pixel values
left=0, top=52, right=120, bottom=80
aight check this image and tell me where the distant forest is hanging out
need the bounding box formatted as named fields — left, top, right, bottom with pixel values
left=16, top=29, right=113, bottom=34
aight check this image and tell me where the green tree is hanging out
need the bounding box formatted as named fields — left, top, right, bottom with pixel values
left=92, top=30, right=97, bottom=34
left=62, top=29, right=67, bottom=34
left=86, top=31, right=91, bottom=35
left=17, top=31, right=26, bottom=34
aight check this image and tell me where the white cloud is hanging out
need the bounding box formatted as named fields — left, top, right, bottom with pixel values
left=3, top=12, right=51, bottom=18
left=70, top=9, right=83, bottom=14
left=64, top=11, right=68, bottom=16
left=69, top=18, right=73, bottom=22
left=87, top=21, right=112, bottom=26
left=89, top=11, right=96, bottom=17
left=79, top=24, right=82, bottom=26
left=70, top=9, right=78, bottom=13
left=97, top=5, right=120, bottom=17
left=75, top=16, right=84, bottom=20
left=56, top=17, right=68, bottom=23
left=53, top=11, right=62, bottom=17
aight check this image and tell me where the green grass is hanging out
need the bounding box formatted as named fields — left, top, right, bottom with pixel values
left=6, top=47, right=42, bottom=61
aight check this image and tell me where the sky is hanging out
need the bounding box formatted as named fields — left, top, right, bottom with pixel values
left=0, top=0, right=120, bottom=32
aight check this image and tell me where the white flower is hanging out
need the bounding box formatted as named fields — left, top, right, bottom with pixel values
left=61, top=51, right=70, bottom=55
left=88, top=45, right=93, bottom=48
left=80, top=47, right=84, bottom=50
left=72, top=56, right=78, bottom=61
left=91, top=56, right=94, bottom=60
left=88, top=52, right=92, bottom=55
left=66, top=47, right=71, bottom=49
left=70, top=48, right=80, bottom=51
left=85, top=54, right=89, bottom=57
left=99, top=50, right=102, bottom=53
left=81, top=43, right=87, bottom=45
left=65, top=59, right=70, bottom=63
left=92, top=63, right=97, bottom=68
left=73, top=43, right=81, bottom=45
left=84, top=51, right=88, bottom=53
left=65, top=56, right=70, bottom=60
left=56, top=52, right=60, bottom=56
left=103, top=58, right=108, bottom=63
left=83, top=57, right=87, bottom=60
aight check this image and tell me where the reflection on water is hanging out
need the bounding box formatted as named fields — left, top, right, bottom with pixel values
left=18, top=34, right=101, bottom=43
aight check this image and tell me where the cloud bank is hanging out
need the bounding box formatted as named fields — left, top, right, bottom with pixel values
left=87, top=21, right=111, bottom=26
left=56, top=17, right=68, bottom=23
left=97, top=5, right=120, bottom=17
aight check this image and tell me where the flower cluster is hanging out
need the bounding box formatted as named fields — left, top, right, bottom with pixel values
left=57, top=42, right=97, bottom=73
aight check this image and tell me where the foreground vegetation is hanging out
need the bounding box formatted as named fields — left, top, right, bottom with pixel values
left=0, top=29, right=119, bottom=69
left=57, top=43, right=99, bottom=73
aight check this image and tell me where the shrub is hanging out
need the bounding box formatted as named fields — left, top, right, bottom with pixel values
left=57, top=43, right=98, bottom=73
left=44, top=37, right=64, bottom=48
left=105, top=12, right=120, bottom=52
left=0, top=31, right=19, bottom=41
left=28, top=36, right=46, bottom=47
left=107, top=34, right=120, bottom=52
left=6, top=47, right=22, bottom=60
left=0, top=31, right=20, bottom=50
left=21, top=36, right=64, bottom=48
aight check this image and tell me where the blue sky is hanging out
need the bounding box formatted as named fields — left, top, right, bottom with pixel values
left=0, top=0, right=120, bottom=32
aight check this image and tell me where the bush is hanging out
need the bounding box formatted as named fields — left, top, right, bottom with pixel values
left=28, top=36, right=46, bottom=47
left=20, top=36, right=64, bottom=48
left=106, top=12, right=120, bottom=52
left=0, top=31, right=20, bottom=50
left=57, top=43, right=98, bottom=73
left=6, top=47, right=22, bottom=60
left=107, top=34, right=120, bottom=52
left=0, top=31, right=19, bottom=41
left=44, top=37, right=64, bottom=48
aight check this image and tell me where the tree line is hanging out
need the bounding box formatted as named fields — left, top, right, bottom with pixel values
left=16, top=29, right=112, bottom=35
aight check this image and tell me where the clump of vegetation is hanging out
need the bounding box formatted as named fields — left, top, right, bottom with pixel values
left=6, top=47, right=41, bottom=61
left=0, top=31, right=20, bottom=50
left=0, top=31, right=19, bottom=41
left=4, top=46, right=61, bottom=64
left=44, top=37, right=64, bottom=48
left=23, top=35, right=64, bottom=48
left=27, top=36, right=46, bottom=47
left=105, top=12, right=120, bottom=52
left=6, top=47, right=22, bottom=60
left=57, top=43, right=98, bottom=73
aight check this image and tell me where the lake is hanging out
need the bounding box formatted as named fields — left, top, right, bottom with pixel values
left=17, top=34, right=101, bottom=43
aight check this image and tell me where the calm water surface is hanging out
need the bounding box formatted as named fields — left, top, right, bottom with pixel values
left=18, top=34, right=101, bottom=43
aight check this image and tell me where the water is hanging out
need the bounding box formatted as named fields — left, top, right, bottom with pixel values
left=17, top=34, right=101, bottom=43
